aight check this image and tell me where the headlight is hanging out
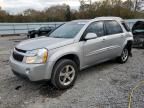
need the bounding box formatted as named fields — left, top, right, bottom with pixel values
left=25, top=48, right=48, bottom=64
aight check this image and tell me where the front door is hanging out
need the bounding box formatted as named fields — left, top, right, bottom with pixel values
left=82, top=21, right=108, bottom=67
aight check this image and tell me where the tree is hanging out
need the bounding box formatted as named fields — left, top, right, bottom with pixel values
left=122, top=0, right=134, bottom=10
left=65, top=5, right=71, bottom=21
left=0, top=0, right=144, bottom=22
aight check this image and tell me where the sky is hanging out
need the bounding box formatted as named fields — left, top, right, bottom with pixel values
left=0, top=0, right=128, bottom=14
left=0, top=0, right=83, bottom=14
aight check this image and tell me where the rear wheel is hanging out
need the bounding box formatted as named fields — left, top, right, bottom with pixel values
left=142, top=43, right=144, bottom=48
left=117, top=47, right=129, bottom=63
left=51, top=59, right=78, bottom=89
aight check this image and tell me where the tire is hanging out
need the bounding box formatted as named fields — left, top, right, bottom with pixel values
left=142, top=43, right=144, bottom=48
left=29, top=35, right=35, bottom=38
left=35, top=34, right=39, bottom=38
left=27, top=35, right=30, bottom=39
left=117, top=47, right=129, bottom=63
left=51, top=59, right=78, bottom=89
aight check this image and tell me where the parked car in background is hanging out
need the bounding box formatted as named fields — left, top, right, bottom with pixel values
left=27, top=26, right=55, bottom=38
left=10, top=17, right=133, bottom=89
left=132, top=21, right=144, bottom=48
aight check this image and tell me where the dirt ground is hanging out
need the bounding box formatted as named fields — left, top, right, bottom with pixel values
left=0, top=36, right=144, bottom=108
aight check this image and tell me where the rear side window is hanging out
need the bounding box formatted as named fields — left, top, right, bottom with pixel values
left=85, top=21, right=105, bottom=37
left=105, top=20, right=123, bottom=35
left=121, top=22, right=130, bottom=32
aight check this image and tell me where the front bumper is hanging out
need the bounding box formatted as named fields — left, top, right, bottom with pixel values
left=9, top=55, right=53, bottom=81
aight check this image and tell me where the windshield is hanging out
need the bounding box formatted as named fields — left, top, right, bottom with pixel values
left=49, top=22, right=85, bottom=38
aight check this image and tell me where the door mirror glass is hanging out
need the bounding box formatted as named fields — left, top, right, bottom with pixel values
left=85, top=33, right=98, bottom=40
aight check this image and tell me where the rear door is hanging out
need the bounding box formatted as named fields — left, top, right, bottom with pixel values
left=103, top=20, right=125, bottom=58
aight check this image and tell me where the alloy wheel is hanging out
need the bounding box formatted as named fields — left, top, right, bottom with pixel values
left=121, top=48, right=128, bottom=62
left=59, top=65, right=76, bottom=86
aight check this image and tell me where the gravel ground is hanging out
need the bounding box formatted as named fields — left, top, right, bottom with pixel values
left=0, top=36, right=144, bottom=108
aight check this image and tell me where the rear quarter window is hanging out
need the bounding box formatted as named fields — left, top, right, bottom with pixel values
left=105, top=20, right=123, bottom=35
left=122, top=22, right=130, bottom=32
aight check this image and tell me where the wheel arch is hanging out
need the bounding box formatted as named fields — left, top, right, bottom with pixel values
left=52, top=54, right=80, bottom=71
left=125, top=40, right=133, bottom=56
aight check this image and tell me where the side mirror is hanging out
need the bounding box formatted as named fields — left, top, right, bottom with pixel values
left=84, top=33, right=98, bottom=40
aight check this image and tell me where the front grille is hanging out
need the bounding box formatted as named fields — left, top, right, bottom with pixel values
left=13, top=52, right=24, bottom=62
left=15, top=48, right=26, bottom=53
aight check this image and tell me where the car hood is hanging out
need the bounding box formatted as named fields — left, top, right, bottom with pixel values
left=132, top=21, right=144, bottom=31
left=16, top=37, right=75, bottom=51
left=132, top=21, right=144, bottom=38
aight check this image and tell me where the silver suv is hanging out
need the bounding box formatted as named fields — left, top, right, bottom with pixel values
left=10, top=17, right=133, bottom=89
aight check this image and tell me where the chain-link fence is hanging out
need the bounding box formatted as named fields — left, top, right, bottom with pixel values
left=0, top=22, right=65, bottom=36
left=0, top=19, right=144, bottom=36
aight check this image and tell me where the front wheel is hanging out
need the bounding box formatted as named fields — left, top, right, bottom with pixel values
left=51, top=59, right=78, bottom=89
left=117, top=47, right=129, bottom=63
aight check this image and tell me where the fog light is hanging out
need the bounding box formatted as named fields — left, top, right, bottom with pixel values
left=25, top=69, right=30, bottom=75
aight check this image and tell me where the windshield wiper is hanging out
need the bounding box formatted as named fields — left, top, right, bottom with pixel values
left=50, top=36, right=71, bottom=38
left=53, top=36, right=62, bottom=38
left=53, top=36, right=64, bottom=38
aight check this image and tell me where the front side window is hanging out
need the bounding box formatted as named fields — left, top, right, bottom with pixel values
left=105, top=20, right=123, bottom=35
left=49, top=22, right=86, bottom=38
left=85, top=21, right=105, bottom=37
